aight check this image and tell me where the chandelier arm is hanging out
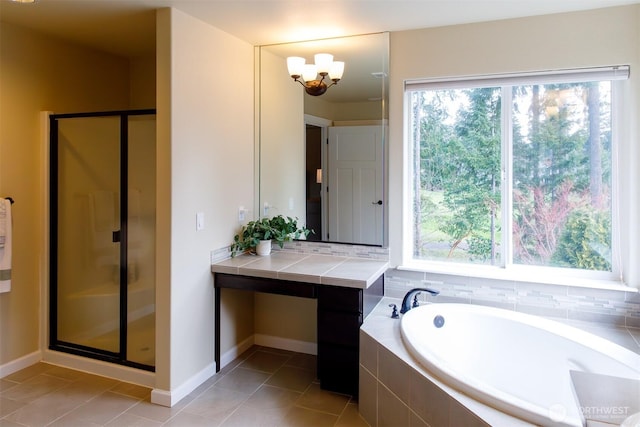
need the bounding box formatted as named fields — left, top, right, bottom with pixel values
left=294, top=78, right=308, bottom=87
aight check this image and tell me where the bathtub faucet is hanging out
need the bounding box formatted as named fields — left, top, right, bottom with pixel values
left=400, top=287, right=440, bottom=314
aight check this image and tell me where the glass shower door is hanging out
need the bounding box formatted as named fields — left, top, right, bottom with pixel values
left=51, top=110, right=156, bottom=370
left=55, top=116, right=122, bottom=354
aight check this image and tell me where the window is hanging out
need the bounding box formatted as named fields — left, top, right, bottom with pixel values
left=405, top=67, right=629, bottom=280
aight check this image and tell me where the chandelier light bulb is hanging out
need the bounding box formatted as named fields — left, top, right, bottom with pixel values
left=287, top=56, right=305, bottom=79
left=314, top=53, right=334, bottom=75
left=302, top=64, right=318, bottom=82
left=329, top=61, right=345, bottom=80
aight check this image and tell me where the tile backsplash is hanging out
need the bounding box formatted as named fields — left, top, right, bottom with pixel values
left=212, top=241, right=390, bottom=263
left=211, top=241, right=638, bottom=329
left=384, top=268, right=640, bottom=329
left=278, top=240, right=390, bottom=260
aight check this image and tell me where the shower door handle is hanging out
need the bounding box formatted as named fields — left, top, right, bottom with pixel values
left=112, top=230, right=121, bottom=243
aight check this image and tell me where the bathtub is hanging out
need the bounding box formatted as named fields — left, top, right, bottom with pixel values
left=400, top=303, right=640, bottom=427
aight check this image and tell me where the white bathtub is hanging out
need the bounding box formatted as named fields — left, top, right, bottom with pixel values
left=401, top=303, right=640, bottom=427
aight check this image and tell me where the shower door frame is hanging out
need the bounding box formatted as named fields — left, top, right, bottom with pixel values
left=49, top=109, right=156, bottom=372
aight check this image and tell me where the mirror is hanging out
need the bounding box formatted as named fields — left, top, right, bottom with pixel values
left=257, top=32, right=389, bottom=246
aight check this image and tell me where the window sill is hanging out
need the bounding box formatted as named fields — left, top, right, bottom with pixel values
left=398, top=261, right=638, bottom=293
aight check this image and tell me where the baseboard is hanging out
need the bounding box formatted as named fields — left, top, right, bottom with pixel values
left=254, top=334, right=317, bottom=355
left=43, top=349, right=155, bottom=387
left=151, top=361, right=216, bottom=407
left=220, top=335, right=254, bottom=369
left=0, top=350, right=41, bottom=378
left=150, top=388, right=172, bottom=407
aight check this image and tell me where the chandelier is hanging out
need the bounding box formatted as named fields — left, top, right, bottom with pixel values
left=286, top=53, right=345, bottom=96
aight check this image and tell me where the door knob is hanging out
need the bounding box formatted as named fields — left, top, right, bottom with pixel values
left=372, top=200, right=383, bottom=205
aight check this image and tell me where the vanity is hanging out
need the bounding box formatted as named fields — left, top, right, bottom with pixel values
left=211, top=251, right=387, bottom=398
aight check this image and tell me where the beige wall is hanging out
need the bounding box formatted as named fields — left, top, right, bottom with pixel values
left=303, top=95, right=334, bottom=120
left=331, top=100, right=382, bottom=121
left=130, top=56, right=157, bottom=109
left=304, top=96, right=381, bottom=121
left=254, top=294, right=317, bottom=346
left=388, top=5, right=640, bottom=288
left=0, top=22, right=131, bottom=366
left=155, top=8, right=254, bottom=396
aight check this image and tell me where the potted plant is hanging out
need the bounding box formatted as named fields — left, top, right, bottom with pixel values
left=230, top=215, right=312, bottom=257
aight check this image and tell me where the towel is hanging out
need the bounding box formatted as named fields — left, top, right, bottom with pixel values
left=0, top=198, right=12, bottom=292
left=0, top=199, right=6, bottom=248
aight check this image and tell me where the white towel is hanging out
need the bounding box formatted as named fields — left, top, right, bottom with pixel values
left=0, top=199, right=6, bottom=248
left=0, top=199, right=12, bottom=293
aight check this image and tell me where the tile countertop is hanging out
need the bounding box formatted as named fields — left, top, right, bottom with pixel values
left=211, top=251, right=389, bottom=289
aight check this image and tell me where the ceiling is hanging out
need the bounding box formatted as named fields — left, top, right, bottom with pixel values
left=1, top=0, right=639, bottom=58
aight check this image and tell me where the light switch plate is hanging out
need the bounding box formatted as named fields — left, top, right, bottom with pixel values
left=196, top=212, right=205, bottom=230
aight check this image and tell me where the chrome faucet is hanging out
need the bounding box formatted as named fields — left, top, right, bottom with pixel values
left=400, top=287, right=440, bottom=314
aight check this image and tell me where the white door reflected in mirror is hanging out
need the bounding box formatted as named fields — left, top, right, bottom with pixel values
left=328, top=125, right=383, bottom=245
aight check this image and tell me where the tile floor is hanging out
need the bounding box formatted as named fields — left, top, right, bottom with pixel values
left=0, top=346, right=369, bottom=427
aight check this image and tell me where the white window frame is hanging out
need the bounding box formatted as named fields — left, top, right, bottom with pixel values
left=402, top=66, right=631, bottom=289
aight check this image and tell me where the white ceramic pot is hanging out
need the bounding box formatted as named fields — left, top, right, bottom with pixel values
left=256, top=239, right=272, bottom=256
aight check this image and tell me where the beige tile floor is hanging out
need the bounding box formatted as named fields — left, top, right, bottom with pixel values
left=0, top=346, right=369, bottom=427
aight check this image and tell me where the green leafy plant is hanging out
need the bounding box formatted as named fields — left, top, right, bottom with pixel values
left=230, top=215, right=312, bottom=256
left=552, top=209, right=611, bottom=270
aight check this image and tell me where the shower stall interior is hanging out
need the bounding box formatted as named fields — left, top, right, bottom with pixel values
left=49, top=110, right=156, bottom=371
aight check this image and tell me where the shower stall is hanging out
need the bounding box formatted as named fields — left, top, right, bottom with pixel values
left=49, top=110, right=156, bottom=371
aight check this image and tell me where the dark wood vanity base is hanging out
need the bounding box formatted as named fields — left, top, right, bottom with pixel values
left=317, top=274, right=383, bottom=398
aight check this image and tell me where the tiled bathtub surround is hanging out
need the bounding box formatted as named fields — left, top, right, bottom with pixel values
left=384, top=268, right=640, bottom=329
left=359, top=297, right=640, bottom=427
left=359, top=298, right=522, bottom=427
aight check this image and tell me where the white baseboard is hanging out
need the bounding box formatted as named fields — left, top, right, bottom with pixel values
left=150, top=388, right=172, bottom=407
left=219, top=334, right=316, bottom=370
left=43, top=349, right=155, bottom=387
left=220, top=335, right=254, bottom=369
left=151, top=361, right=216, bottom=407
left=254, top=334, right=317, bottom=355
left=0, top=351, right=41, bottom=378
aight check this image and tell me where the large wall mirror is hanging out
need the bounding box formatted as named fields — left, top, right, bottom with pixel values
left=256, top=32, right=389, bottom=246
